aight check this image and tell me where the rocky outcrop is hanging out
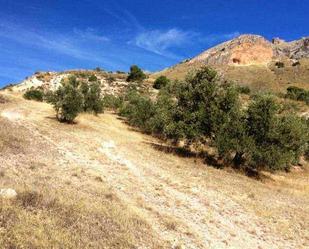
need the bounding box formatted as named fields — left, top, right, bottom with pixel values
left=189, top=35, right=274, bottom=66
left=12, top=70, right=131, bottom=96
left=273, top=37, right=309, bottom=60
left=0, top=188, right=17, bottom=199
left=189, top=34, right=309, bottom=66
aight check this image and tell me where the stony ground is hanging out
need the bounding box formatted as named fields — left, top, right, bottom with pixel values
left=1, top=92, right=308, bottom=249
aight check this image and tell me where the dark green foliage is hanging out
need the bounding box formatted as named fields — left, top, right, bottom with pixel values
left=285, top=86, right=309, bottom=104
left=247, top=95, right=279, bottom=144
left=148, top=89, right=175, bottom=136
left=94, top=67, right=103, bottom=72
left=153, top=76, right=170, bottom=89
left=103, top=94, right=123, bottom=109
left=23, top=88, right=44, bottom=102
left=275, top=61, right=284, bottom=68
left=236, top=85, right=251, bottom=94
left=126, top=65, right=146, bottom=82
left=114, top=67, right=308, bottom=173
left=165, top=67, right=218, bottom=143
left=48, top=76, right=84, bottom=123
left=119, top=90, right=155, bottom=133
left=246, top=95, right=308, bottom=171
left=80, top=81, right=104, bottom=115
left=88, top=74, right=98, bottom=82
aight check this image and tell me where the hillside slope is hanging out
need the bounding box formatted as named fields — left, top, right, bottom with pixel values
left=1, top=92, right=308, bottom=249
left=10, top=70, right=133, bottom=95
left=154, top=35, right=309, bottom=93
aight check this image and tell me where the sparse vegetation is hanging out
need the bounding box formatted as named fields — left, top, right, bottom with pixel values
left=153, top=76, right=170, bottom=89
left=285, top=86, right=309, bottom=104
left=47, top=76, right=84, bottom=123
left=46, top=75, right=105, bottom=122
left=103, top=94, right=123, bottom=109
left=23, top=88, right=44, bottom=102
left=88, top=74, right=98, bottom=82
left=126, top=65, right=146, bottom=82
left=80, top=81, right=104, bottom=115
left=236, top=85, right=251, bottom=94
left=275, top=61, right=285, bottom=68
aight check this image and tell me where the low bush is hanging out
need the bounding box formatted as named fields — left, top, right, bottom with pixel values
left=47, top=76, right=84, bottom=123
left=88, top=74, right=98, bottom=82
left=80, top=81, right=104, bottom=115
left=103, top=95, right=123, bottom=109
left=236, top=85, right=251, bottom=94
left=153, top=76, right=170, bottom=89
left=23, top=88, right=44, bottom=101
left=275, top=61, right=284, bottom=68
left=119, top=90, right=155, bottom=133
left=285, top=86, right=309, bottom=104
left=126, top=65, right=146, bottom=82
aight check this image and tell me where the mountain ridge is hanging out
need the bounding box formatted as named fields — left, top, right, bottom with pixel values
left=155, top=34, right=309, bottom=92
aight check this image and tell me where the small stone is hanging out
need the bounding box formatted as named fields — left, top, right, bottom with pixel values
left=0, top=188, right=17, bottom=199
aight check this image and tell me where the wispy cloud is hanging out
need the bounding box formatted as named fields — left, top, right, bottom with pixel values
left=131, top=28, right=195, bottom=59
left=0, top=22, right=113, bottom=64
left=73, top=28, right=110, bottom=42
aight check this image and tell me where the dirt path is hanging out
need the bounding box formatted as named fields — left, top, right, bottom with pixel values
left=1, top=94, right=308, bottom=249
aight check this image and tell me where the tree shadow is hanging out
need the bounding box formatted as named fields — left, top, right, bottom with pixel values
left=45, top=116, right=78, bottom=125
left=145, top=142, right=224, bottom=169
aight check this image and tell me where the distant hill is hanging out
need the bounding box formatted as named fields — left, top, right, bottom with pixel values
left=154, top=34, right=309, bottom=93
left=9, top=70, right=133, bottom=95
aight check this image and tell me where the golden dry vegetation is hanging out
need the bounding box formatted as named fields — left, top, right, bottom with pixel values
left=152, top=58, right=309, bottom=93
left=0, top=91, right=308, bottom=249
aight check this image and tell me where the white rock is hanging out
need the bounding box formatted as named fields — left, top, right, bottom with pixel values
left=0, top=188, right=17, bottom=199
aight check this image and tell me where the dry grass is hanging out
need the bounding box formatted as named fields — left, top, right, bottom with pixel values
left=0, top=100, right=165, bottom=249
left=0, top=93, right=308, bottom=248
left=153, top=58, right=309, bottom=93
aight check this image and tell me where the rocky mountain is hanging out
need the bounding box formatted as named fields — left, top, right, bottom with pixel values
left=156, top=34, right=309, bottom=92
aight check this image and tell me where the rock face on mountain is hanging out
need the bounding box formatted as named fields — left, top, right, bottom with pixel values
left=189, top=34, right=309, bottom=66
left=189, top=35, right=274, bottom=66
left=155, top=34, right=309, bottom=92
left=273, top=37, right=309, bottom=60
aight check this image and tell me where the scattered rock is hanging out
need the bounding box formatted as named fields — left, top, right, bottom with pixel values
left=0, top=188, right=17, bottom=199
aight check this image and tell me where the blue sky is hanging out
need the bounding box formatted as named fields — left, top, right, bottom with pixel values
left=0, top=0, right=308, bottom=87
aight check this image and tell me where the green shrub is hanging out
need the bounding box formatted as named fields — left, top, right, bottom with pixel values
left=126, top=65, right=146, bottom=82
left=164, top=67, right=219, bottom=143
left=286, top=86, right=309, bottom=104
left=47, top=76, right=84, bottom=123
left=80, top=81, right=104, bottom=115
left=153, top=76, right=170, bottom=89
left=23, top=88, right=44, bottom=102
left=103, top=95, right=123, bottom=109
left=119, top=90, right=155, bottom=133
left=88, top=74, right=98, bottom=82
left=236, top=85, right=251, bottom=94
left=115, top=67, right=308, bottom=173
left=245, top=95, right=308, bottom=171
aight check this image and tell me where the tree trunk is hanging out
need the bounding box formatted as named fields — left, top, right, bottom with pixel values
left=233, top=152, right=244, bottom=168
